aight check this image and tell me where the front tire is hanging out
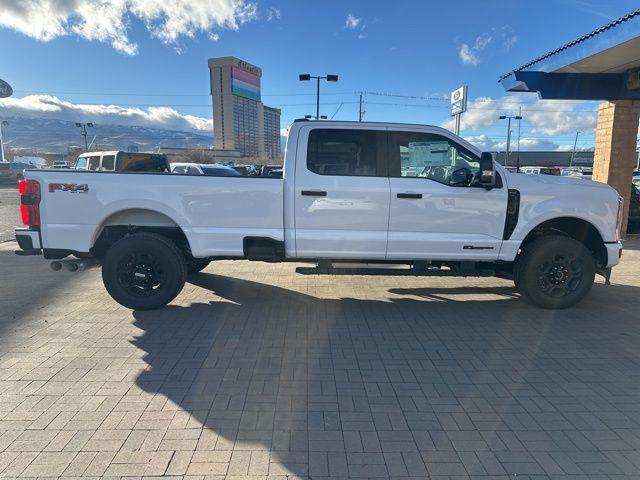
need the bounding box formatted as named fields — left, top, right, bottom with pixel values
left=516, top=235, right=595, bottom=309
left=102, top=233, right=187, bottom=310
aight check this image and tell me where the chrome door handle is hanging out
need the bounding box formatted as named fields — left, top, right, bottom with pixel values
left=397, top=193, right=422, bottom=199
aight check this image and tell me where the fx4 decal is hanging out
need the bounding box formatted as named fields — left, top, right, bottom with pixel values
left=49, top=183, right=89, bottom=193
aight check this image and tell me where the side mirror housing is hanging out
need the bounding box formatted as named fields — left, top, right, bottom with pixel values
left=479, top=152, right=496, bottom=188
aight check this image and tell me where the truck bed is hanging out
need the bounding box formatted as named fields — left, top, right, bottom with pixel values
left=25, top=170, right=284, bottom=257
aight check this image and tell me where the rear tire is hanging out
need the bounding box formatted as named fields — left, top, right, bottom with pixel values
left=187, top=259, right=211, bottom=275
left=516, top=235, right=595, bottom=309
left=102, top=233, right=187, bottom=310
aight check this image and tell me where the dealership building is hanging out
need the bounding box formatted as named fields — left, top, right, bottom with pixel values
left=208, top=56, right=281, bottom=160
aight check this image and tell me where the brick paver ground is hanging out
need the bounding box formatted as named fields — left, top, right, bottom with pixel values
left=1, top=238, right=640, bottom=479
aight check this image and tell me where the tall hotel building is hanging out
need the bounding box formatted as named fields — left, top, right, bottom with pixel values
left=208, top=56, right=281, bottom=160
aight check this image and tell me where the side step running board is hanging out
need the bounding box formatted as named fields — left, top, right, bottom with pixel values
left=296, top=262, right=495, bottom=277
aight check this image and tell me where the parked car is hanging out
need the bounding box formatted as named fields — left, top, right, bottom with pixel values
left=520, top=166, right=562, bottom=175
left=76, top=151, right=169, bottom=172
left=633, top=171, right=640, bottom=189
left=232, top=165, right=259, bottom=176
left=170, top=163, right=240, bottom=176
left=0, top=161, right=31, bottom=183
left=15, top=120, right=623, bottom=311
left=260, top=164, right=282, bottom=177
left=52, top=161, right=75, bottom=169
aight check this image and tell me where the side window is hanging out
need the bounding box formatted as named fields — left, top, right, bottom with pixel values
left=187, top=166, right=201, bottom=175
left=307, top=129, right=386, bottom=177
left=101, top=155, right=115, bottom=171
left=172, top=166, right=186, bottom=174
left=87, top=156, right=100, bottom=171
left=388, top=131, right=481, bottom=187
left=75, top=158, right=88, bottom=170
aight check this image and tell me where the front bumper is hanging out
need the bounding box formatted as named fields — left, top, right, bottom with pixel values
left=15, top=228, right=41, bottom=255
left=604, top=241, right=623, bottom=268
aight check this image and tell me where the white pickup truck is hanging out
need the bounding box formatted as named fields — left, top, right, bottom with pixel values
left=15, top=120, right=623, bottom=310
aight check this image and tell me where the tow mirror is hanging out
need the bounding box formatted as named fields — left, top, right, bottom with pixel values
left=479, top=152, right=495, bottom=189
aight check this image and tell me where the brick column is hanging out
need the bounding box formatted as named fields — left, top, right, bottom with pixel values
left=592, top=100, right=640, bottom=236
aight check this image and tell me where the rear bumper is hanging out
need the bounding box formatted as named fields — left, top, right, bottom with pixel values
left=604, top=241, right=623, bottom=268
left=14, top=228, right=41, bottom=255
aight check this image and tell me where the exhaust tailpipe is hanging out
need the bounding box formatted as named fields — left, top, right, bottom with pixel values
left=50, top=258, right=100, bottom=272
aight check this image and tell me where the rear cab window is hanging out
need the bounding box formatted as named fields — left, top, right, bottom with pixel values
left=306, top=128, right=387, bottom=177
left=87, top=156, right=100, bottom=171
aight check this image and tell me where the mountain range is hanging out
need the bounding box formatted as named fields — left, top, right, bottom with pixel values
left=0, top=116, right=268, bottom=154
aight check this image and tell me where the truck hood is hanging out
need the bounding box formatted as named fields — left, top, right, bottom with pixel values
left=506, top=171, right=620, bottom=196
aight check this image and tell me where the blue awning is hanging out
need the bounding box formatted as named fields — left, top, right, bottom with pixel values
left=500, top=9, right=640, bottom=100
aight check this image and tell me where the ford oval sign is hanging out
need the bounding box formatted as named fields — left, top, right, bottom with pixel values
left=0, top=79, right=13, bottom=98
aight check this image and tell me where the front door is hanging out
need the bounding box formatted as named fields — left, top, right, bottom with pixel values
left=294, top=126, right=390, bottom=259
left=386, top=128, right=507, bottom=260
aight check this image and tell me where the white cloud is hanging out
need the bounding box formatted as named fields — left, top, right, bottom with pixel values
left=0, top=95, right=212, bottom=132
left=266, top=6, right=281, bottom=21
left=280, top=127, right=289, bottom=137
left=458, top=32, right=492, bottom=66
left=457, top=26, right=518, bottom=67
left=0, top=0, right=259, bottom=55
left=345, top=13, right=361, bottom=29
left=458, top=44, right=480, bottom=67
left=526, top=101, right=596, bottom=135
left=504, top=34, right=518, bottom=51
left=442, top=95, right=597, bottom=137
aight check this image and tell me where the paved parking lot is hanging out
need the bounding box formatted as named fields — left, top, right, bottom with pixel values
left=0, top=185, right=20, bottom=243
left=1, top=239, right=640, bottom=479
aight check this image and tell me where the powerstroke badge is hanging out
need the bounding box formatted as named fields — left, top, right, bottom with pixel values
left=49, top=183, right=89, bottom=193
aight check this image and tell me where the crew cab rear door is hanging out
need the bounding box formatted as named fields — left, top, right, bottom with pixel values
left=386, top=128, right=507, bottom=260
left=293, top=125, right=390, bottom=259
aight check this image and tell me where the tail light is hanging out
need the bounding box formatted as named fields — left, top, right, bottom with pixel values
left=18, top=179, right=41, bottom=227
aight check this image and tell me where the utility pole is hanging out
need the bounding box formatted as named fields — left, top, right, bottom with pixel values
left=570, top=131, right=580, bottom=167
left=358, top=93, right=364, bottom=122
left=0, top=120, right=7, bottom=163
left=516, top=107, right=522, bottom=173
left=298, top=74, right=339, bottom=120
left=75, top=122, right=94, bottom=152
left=499, top=114, right=522, bottom=168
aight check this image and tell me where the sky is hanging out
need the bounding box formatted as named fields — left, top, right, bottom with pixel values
left=0, top=0, right=638, bottom=152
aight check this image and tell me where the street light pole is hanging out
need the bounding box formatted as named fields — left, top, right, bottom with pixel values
left=299, top=74, right=339, bottom=120
left=0, top=120, right=7, bottom=163
left=316, top=76, right=320, bottom=121
left=499, top=114, right=522, bottom=169
left=75, top=122, right=94, bottom=152
left=570, top=131, right=580, bottom=167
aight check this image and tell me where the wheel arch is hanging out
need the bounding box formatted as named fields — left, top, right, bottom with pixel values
left=91, top=208, right=192, bottom=258
left=518, top=216, right=607, bottom=266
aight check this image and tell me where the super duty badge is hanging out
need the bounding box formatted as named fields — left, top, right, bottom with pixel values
left=49, top=183, right=89, bottom=193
